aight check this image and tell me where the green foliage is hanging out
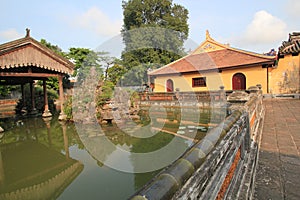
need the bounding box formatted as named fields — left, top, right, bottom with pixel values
left=107, top=63, right=127, bottom=85
left=40, top=39, right=66, bottom=57
left=36, top=77, right=59, bottom=91
left=39, top=39, right=71, bottom=89
left=67, top=48, right=105, bottom=82
left=97, top=81, right=115, bottom=107
left=0, top=85, right=19, bottom=98
left=121, top=0, right=189, bottom=81
left=63, top=95, right=73, bottom=120
left=121, top=63, right=150, bottom=87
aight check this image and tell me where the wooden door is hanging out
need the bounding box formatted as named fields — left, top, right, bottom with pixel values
left=166, top=79, right=174, bottom=92
left=232, top=73, right=246, bottom=90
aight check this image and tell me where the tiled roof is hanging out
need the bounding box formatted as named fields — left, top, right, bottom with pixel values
left=149, top=48, right=275, bottom=76
left=279, top=32, right=300, bottom=55
left=0, top=33, right=74, bottom=74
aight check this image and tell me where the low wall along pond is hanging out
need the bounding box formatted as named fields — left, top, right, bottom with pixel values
left=131, top=86, right=264, bottom=200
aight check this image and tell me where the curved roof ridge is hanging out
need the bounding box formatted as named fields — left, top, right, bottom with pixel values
left=191, top=30, right=275, bottom=59
left=225, top=45, right=275, bottom=59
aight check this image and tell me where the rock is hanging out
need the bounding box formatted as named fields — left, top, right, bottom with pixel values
left=227, top=91, right=250, bottom=103
left=0, top=126, right=4, bottom=133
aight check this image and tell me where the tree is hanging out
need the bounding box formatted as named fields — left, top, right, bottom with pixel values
left=121, top=0, right=189, bottom=86
left=100, top=55, right=117, bottom=80
left=39, top=39, right=70, bottom=90
left=67, top=48, right=105, bottom=83
left=40, top=39, right=66, bottom=57
left=106, top=62, right=127, bottom=86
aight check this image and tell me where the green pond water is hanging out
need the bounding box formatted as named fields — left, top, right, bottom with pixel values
left=0, top=108, right=225, bottom=199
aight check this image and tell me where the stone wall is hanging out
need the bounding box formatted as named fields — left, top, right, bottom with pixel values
left=130, top=86, right=264, bottom=200
left=0, top=99, right=18, bottom=118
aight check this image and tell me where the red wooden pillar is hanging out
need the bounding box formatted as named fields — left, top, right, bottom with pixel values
left=42, top=79, right=52, bottom=118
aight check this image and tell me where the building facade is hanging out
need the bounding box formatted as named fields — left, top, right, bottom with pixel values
left=269, top=32, right=300, bottom=94
left=148, top=31, right=275, bottom=94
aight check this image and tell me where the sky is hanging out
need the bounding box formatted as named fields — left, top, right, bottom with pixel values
left=1, top=0, right=299, bottom=56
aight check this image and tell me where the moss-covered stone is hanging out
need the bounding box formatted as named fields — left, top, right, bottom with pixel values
left=205, top=127, right=226, bottom=144
left=130, top=195, right=148, bottom=200
left=183, top=148, right=206, bottom=169
left=164, top=159, right=195, bottom=186
left=195, top=139, right=214, bottom=155
left=141, top=174, right=179, bottom=200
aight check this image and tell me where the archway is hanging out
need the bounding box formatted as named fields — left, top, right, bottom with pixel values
left=232, top=73, right=246, bottom=90
left=166, top=79, right=174, bottom=92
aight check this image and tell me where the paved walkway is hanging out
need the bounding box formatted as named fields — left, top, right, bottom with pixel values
left=254, top=99, right=300, bottom=200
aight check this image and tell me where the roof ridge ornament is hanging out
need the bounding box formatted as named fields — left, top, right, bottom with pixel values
left=25, top=28, right=30, bottom=38
left=206, top=30, right=212, bottom=40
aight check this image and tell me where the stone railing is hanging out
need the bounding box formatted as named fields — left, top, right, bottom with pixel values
left=139, top=87, right=227, bottom=108
left=130, top=86, right=264, bottom=200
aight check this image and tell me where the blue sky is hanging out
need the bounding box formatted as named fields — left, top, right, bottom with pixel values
left=1, top=0, right=299, bottom=55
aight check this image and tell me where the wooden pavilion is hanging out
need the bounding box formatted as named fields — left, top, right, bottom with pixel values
left=0, top=29, right=74, bottom=119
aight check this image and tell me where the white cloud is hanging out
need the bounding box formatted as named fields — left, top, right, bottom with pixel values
left=230, top=10, right=288, bottom=52
left=243, top=10, right=287, bottom=44
left=69, top=7, right=122, bottom=37
left=285, top=0, right=300, bottom=18
left=0, top=29, right=23, bottom=41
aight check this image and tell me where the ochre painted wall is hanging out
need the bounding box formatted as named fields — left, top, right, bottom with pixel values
left=269, top=54, right=300, bottom=94
left=152, top=65, right=268, bottom=93
left=221, top=66, right=268, bottom=93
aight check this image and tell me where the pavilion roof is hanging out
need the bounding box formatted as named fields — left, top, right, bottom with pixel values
left=149, top=31, right=275, bottom=76
left=0, top=30, right=74, bottom=74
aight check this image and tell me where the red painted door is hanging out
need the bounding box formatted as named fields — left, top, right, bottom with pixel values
left=166, top=79, right=174, bottom=92
left=232, top=73, right=246, bottom=90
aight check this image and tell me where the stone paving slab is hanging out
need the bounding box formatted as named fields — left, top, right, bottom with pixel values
left=254, top=99, right=300, bottom=200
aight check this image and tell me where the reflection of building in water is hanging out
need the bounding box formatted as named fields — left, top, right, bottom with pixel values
left=0, top=119, right=83, bottom=200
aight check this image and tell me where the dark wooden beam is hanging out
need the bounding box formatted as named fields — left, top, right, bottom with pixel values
left=0, top=72, right=58, bottom=78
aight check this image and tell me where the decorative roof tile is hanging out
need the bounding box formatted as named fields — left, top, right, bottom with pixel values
left=149, top=33, right=275, bottom=76
left=279, top=32, right=300, bottom=55
left=0, top=33, right=74, bottom=74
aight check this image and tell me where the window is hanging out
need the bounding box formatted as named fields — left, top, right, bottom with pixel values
left=192, top=77, right=206, bottom=87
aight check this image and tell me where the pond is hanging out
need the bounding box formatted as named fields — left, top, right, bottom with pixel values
left=0, top=107, right=225, bottom=200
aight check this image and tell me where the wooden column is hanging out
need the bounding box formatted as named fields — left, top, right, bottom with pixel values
left=42, top=80, right=52, bottom=118
left=58, top=74, right=67, bottom=120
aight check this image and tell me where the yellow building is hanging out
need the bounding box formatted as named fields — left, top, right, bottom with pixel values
left=149, top=31, right=275, bottom=94
left=269, top=32, right=300, bottom=94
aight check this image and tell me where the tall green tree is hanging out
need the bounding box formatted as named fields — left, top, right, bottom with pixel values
left=121, top=0, right=189, bottom=86
left=67, top=48, right=107, bottom=83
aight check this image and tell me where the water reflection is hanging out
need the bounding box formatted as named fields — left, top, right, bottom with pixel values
left=0, top=106, right=223, bottom=199
left=0, top=117, right=83, bottom=200
left=0, top=117, right=169, bottom=199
